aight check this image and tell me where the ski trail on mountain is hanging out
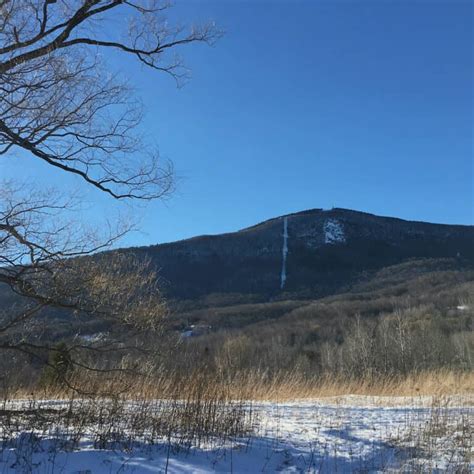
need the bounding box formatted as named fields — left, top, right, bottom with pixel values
left=280, top=216, right=288, bottom=289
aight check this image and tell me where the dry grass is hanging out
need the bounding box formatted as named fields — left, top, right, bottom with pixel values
left=388, top=396, right=473, bottom=472
left=196, top=369, right=474, bottom=402
left=7, top=369, right=473, bottom=403
left=0, top=371, right=252, bottom=460
left=1, top=370, right=471, bottom=472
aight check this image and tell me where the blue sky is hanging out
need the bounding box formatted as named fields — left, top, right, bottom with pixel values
left=2, top=0, right=472, bottom=246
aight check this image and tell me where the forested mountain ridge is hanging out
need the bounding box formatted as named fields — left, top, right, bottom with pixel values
left=127, top=208, right=474, bottom=300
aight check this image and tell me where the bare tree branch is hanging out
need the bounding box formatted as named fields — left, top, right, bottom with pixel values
left=0, top=0, right=221, bottom=199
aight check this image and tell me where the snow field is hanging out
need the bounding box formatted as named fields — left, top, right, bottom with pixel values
left=0, top=396, right=471, bottom=473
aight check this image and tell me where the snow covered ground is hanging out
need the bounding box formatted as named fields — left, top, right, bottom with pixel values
left=0, top=396, right=471, bottom=473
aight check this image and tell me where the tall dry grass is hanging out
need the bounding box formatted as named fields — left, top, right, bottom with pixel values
left=214, top=369, right=474, bottom=401
left=7, top=368, right=473, bottom=402
left=0, top=369, right=253, bottom=459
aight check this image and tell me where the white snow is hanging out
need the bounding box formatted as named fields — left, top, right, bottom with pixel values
left=0, top=397, right=471, bottom=473
left=324, top=219, right=346, bottom=245
left=280, top=216, right=288, bottom=289
left=76, top=332, right=107, bottom=343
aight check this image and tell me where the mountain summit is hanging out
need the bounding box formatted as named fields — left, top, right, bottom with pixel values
left=130, top=208, right=474, bottom=299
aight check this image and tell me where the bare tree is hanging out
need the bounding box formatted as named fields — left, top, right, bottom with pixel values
left=0, top=1, right=220, bottom=390
left=0, top=0, right=220, bottom=198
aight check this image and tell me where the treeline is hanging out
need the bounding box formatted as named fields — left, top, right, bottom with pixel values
left=1, top=270, right=472, bottom=396
left=171, top=298, right=473, bottom=382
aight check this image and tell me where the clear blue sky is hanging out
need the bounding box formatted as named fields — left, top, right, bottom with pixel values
left=2, top=0, right=472, bottom=246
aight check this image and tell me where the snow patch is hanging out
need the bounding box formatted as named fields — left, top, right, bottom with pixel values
left=280, top=216, right=288, bottom=289
left=76, top=332, right=107, bottom=344
left=324, top=218, right=346, bottom=244
left=180, top=325, right=211, bottom=339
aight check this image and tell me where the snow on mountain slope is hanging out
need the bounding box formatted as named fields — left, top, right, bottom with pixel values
left=324, top=218, right=346, bottom=244
left=280, top=216, right=289, bottom=289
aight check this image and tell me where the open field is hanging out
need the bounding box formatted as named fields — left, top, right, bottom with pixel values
left=0, top=393, right=471, bottom=473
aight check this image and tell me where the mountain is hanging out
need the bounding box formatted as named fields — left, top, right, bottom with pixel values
left=128, top=208, right=474, bottom=301
left=2, top=208, right=473, bottom=343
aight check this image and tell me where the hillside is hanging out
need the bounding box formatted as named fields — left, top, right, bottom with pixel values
left=1, top=207, right=473, bottom=392
left=1, top=208, right=473, bottom=343
left=128, top=207, right=473, bottom=300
